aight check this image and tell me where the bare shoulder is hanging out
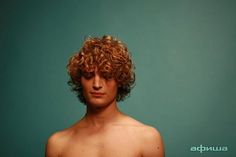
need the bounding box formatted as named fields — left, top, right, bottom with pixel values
left=123, top=116, right=165, bottom=157
left=123, top=116, right=161, bottom=133
left=140, top=124, right=162, bottom=141
left=123, top=116, right=163, bottom=140
left=45, top=129, right=73, bottom=157
left=139, top=125, right=165, bottom=157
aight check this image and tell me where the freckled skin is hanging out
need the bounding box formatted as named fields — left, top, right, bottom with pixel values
left=45, top=70, right=165, bottom=157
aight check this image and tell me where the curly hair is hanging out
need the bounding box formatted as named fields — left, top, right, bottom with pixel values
left=67, top=35, right=135, bottom=103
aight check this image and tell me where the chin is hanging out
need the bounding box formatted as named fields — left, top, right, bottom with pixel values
left=87, top=101, right=108, bottom=108
left=86, top=98, right=115, bottom=108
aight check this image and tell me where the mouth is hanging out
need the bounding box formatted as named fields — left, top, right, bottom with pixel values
left=90, top=92, right=105, bottom=97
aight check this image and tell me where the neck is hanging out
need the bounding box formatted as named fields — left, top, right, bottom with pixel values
left=84, top=101, right=123, bottom=127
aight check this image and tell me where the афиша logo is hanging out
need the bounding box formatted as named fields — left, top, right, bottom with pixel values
left=190, top=144, right=228, bottom=153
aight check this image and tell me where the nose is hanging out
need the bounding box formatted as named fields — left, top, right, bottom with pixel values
left=93, top=73, right=102, bottom=90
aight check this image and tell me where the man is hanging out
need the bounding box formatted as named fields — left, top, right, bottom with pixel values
left=45, top=35, right=165, bottom=157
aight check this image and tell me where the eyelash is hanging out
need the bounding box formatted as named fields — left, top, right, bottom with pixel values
left=101, top=73, right=112, bottom=80
left=82, top=72, right=94, bottom=79
left=82, top=72, right=112, bottom=80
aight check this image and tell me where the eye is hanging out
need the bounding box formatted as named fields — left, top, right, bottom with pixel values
left=82, top=72, right=94, bottom=79
left=101, top=72, right=113, bottom=80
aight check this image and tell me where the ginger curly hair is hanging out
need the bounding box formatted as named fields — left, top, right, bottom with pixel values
left=67, top=35, right=135, bottom=103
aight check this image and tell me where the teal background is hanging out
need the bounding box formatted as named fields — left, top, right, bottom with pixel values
left=1, top=0, right=236, bottom=156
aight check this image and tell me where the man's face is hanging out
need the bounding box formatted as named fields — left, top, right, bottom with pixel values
left=81, top=68, right=118, bottom=108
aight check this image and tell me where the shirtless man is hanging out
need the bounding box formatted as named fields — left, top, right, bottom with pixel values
left=45, top=35, right=165, bottom=157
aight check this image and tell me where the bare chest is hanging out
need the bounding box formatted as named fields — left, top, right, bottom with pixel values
left=61, top=128, right=141, bottom=157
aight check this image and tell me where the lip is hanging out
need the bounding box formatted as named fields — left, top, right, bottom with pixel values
left=90, top=92, right=105, bottom=96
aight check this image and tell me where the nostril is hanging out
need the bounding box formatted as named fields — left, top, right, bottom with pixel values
left=93, top=81, right=102, bottom=90
left=92, top=73, right=103, bottom=90
left=93, top=85, right=102, bottom=90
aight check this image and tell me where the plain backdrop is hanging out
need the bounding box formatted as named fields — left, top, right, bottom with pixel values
left=1, top=0, right=236, bottom=156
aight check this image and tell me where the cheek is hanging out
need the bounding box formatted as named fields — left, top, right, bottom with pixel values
left=107, top=82, right=118, bottom=95
left=81, top=78, right=90, bottom=88
left=81, top=80, right=91, bottom=95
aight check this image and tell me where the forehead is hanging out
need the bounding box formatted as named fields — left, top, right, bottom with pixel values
left=82, top=65, right=113, bottom=73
